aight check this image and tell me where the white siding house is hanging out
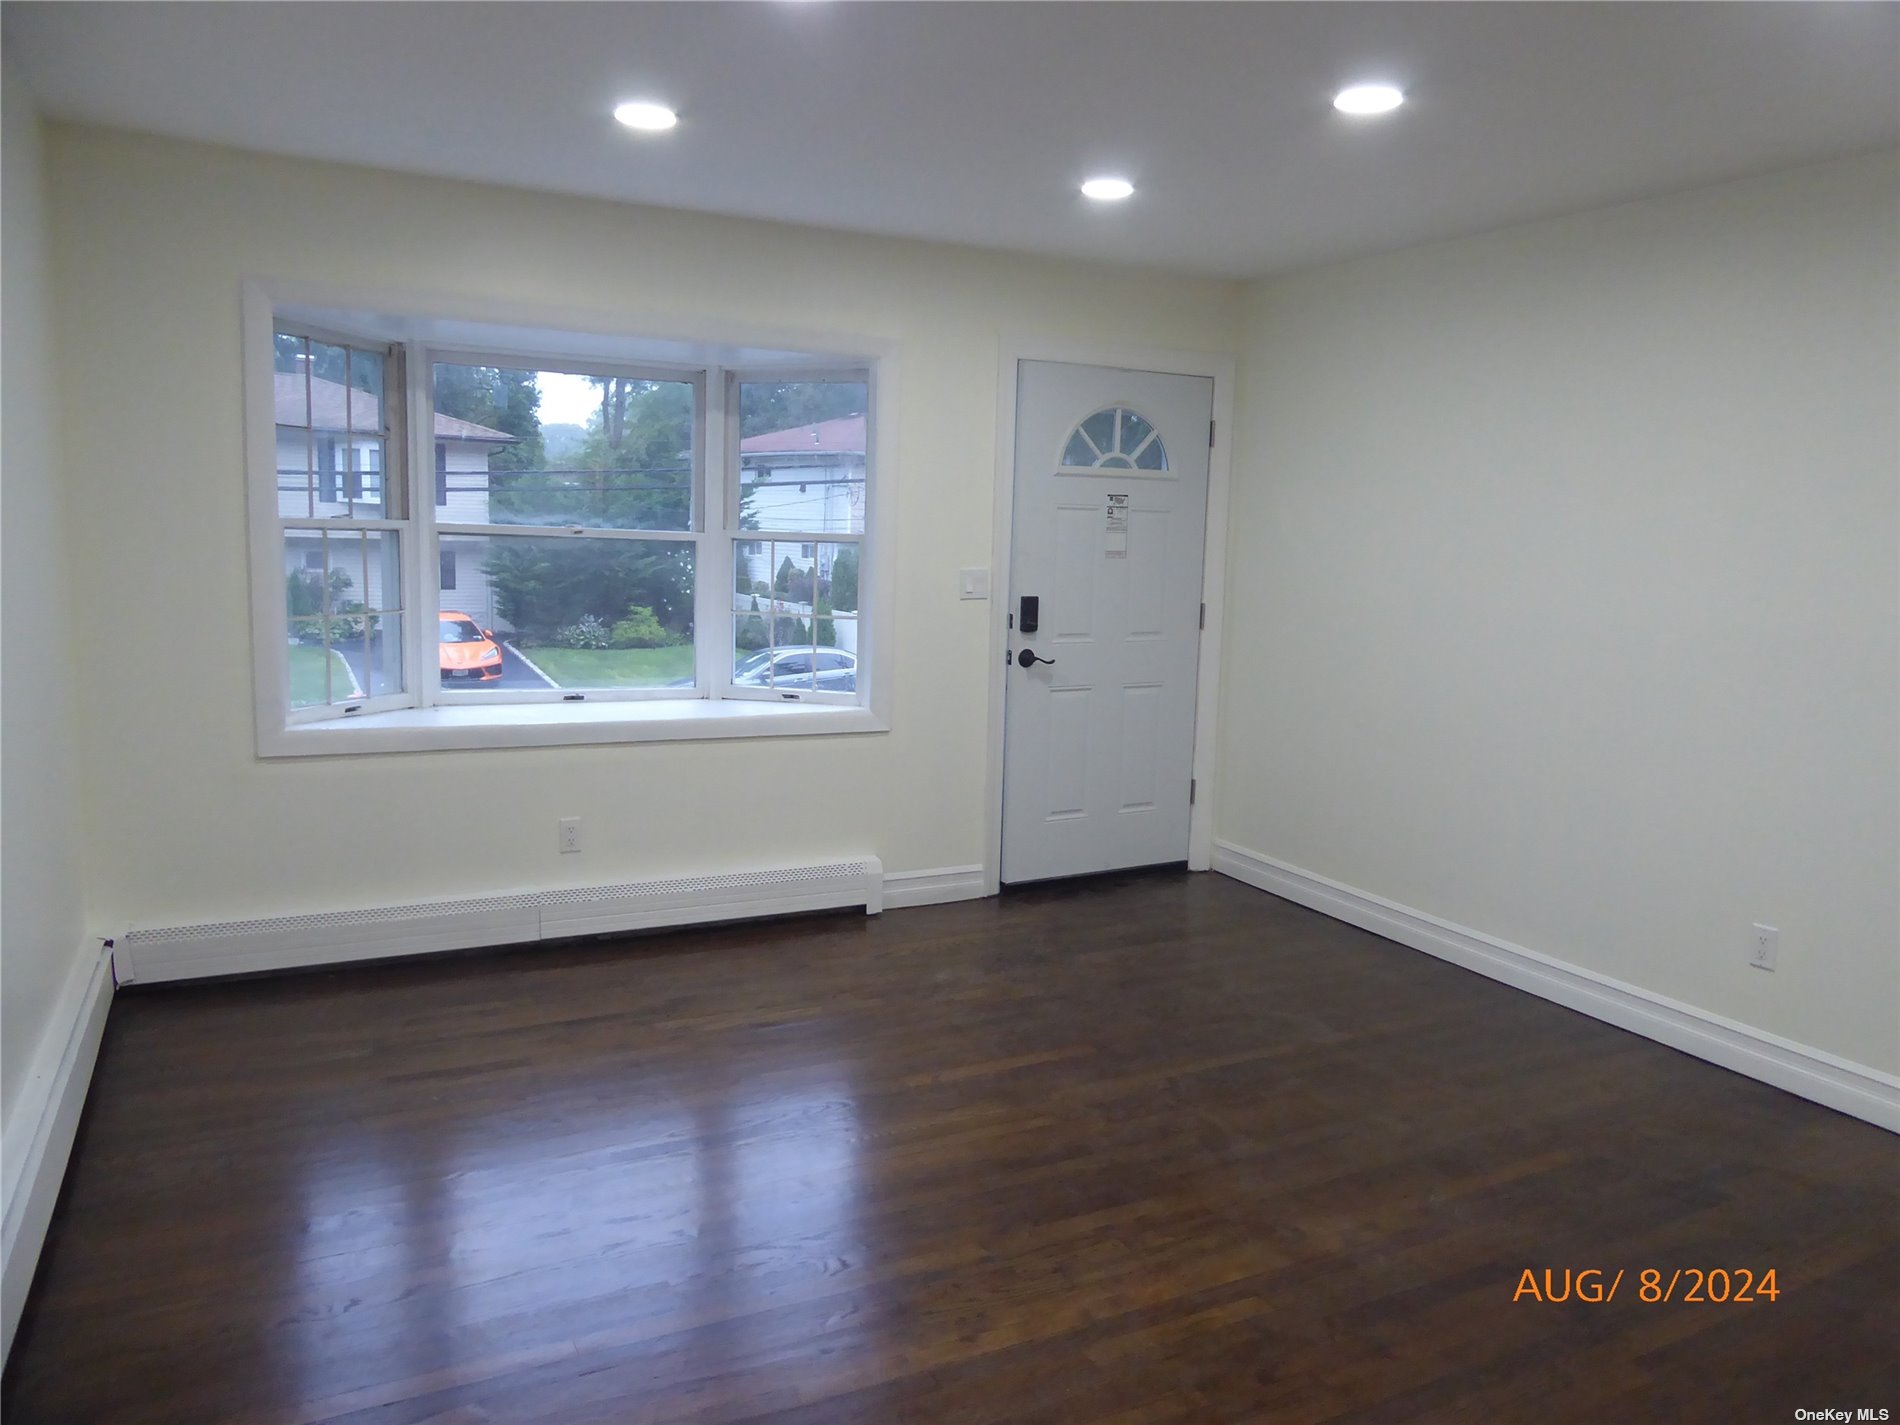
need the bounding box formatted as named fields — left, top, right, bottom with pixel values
left=736, top=413, right=865, bottom=591
left=276, top=371, right=515, bottom=623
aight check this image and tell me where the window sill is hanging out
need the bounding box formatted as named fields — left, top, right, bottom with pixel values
left=259, top=697, right=888, bottom=758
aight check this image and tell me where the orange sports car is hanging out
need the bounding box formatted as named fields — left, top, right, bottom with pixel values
left=439, top=611, right=505, bottom=683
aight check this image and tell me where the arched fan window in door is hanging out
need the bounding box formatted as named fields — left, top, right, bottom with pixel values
left=1060, top=405, right=1169, bottom=472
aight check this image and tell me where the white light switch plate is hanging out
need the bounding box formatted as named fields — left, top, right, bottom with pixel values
left=959, top=567, right=991, bottom=600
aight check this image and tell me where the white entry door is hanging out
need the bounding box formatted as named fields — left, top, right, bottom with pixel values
left=1002, top=361, right=1214, bottom=883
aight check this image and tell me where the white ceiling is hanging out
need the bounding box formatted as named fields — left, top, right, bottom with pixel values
left=6, top=1, right=1897, bottom=279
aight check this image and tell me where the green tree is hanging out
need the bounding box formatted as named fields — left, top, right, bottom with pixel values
left=828, top=547, right=859, bottom=612
left=452, top=370, right=695, bottom=643
left=774, top=555, right=798, bottom=595
left=736, top=595, right=769, bottom=651
left=738, top=381, right=863, bottom=440
left=433, top=364, right=546, bottom=473
left=483, top=539, right=692, bottom=643
left=285, top=566, right=355, bottom=617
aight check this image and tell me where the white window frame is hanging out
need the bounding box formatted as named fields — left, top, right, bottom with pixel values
left=721, top=366, right=874, bottom=710
left=423, top=349, right=710, bottom=707
left=242, top=280, right=895, bottom=756
left=270, top=319, right=414, bottom=725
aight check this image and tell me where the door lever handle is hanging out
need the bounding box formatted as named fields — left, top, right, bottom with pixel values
left=1016, top=649, right=1055, bottom=668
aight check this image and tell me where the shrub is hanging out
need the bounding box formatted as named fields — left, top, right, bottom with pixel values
left=484, top=540, right=692, bottom=643
left=293, top=604, right=366, bottom=644
left=829, top=548, right=859, bottom=612
left=557, top=614, right=611, bottom=649
left=608, top=605, right=667, bottom=648
left=286, top=566, right=359, bottom=619
left=780, top=568, right=817, bottom=604
left=735, top=595, right=770, bottom=651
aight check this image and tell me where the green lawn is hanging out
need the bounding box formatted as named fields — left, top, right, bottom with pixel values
left=287, top=644, right=357, bottom=707
left=524, top=644, right=695, bottom=689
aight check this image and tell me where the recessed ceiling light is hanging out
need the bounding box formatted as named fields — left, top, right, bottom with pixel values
left=1080, top=176, right=1135, bottom=202
left=613, top=101, right=679, bottom=132
left=1333, top=84, right=1404, bottom=116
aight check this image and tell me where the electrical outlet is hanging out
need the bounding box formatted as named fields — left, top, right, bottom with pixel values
left=558, top=817, right=583, bottom=855
left=1749, top=923, right=1778, bottom=972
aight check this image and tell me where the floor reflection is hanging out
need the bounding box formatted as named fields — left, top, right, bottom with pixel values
left=284, top=1065, right=864, bottom=1411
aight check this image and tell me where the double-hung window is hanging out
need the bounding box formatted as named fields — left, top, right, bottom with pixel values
left=727, top=374, right=868, bottom=700
left=273, top=326, right=409, bottom=717
left=249, top=295, right=883, bottom=752
left=429, top=357, right=704, bottom=702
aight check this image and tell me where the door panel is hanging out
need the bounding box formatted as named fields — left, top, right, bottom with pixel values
left=1002, top=362, right=1214, bottom=884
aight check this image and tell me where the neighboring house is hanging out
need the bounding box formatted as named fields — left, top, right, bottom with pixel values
left=736, top=413, right=865, bottom=591
left=276, top=369, right=516, bottom=627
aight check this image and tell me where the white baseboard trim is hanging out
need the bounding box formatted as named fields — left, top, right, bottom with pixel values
left=3, top=941, right=114, bottom=1361
left=1211, top=841, right=1900, bottom=1134
left=882, top=865, right=989, bottom=910
left=116, top=858, right=884, bottom=985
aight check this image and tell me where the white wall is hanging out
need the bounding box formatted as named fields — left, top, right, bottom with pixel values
left=2, top=79, right=89, bottom=1134
left=1218, top=150, right=1900, bottom=1075
left=44, top=124, right=1237, bottom=930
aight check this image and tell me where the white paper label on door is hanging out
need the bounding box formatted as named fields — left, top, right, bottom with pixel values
left=1106, top=492, right=1129, bottom=556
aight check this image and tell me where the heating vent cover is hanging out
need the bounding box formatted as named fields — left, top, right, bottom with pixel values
left=117, top=859, right=882, bottom=984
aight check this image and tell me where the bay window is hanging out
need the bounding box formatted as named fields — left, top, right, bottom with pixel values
left=247, top=292, right=885, bottom=753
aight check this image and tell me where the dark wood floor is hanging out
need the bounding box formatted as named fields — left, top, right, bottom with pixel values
left=7, top=870, right=1898, bottom=1424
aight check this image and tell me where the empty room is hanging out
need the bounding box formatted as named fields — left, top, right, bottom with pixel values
left=2, top=3, right=1897, bottom=1421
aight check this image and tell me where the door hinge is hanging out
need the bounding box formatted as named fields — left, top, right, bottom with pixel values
left=1208, top=419, right=1216, bottom=447
left=1189, top=778, right=1197, bottom=805
left=1199, top=602, right=1205, bottom=630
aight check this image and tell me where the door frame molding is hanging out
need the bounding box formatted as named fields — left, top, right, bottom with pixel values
left=985, top=339, right=1236, bottom=894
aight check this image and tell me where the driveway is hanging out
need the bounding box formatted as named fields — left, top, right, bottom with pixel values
left=334, top=634, right=554, bottom=694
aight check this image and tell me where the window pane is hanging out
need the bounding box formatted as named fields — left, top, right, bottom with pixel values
left=277, top=425, right=314, bottom=519
left=438, top=534, right=694, bottom=690
left=731, top=538, right=858, bottom=693
left=275, top=331, right=394, bottom=521
left=434, top=363, right=694, bottom=531
left=274, top=332, right=312, bottom=410
left=286, top=619, right=337, bottom=709
left=1118, top=409, right=1155, bottom=454
left=815, top=617, right=859, bottom=692
left=738, top=379, right=867, bottom=534
left=285, top=529, right=401, bottom=617
left=1061, top=405, right=1170, bottom=473
left=818, top=542, right=860, bottom=613
left=1062, top=429, right=1097, bottom=467
left=364, top=614, right=403, bottom=700
left=283, top=531, right=402, bottom=705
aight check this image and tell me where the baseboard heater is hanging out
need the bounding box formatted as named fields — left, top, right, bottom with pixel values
left=114, top=857, right=884, bottom=985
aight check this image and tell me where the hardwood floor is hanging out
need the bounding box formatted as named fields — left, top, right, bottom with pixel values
left=7, top=869, right=1897, bottom=1423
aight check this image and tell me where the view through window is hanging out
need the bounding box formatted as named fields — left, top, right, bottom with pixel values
left=261, top=317, right=875, bottom=731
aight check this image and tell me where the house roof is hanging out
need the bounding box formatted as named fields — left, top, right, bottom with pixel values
left=739, top=413, right=865, bottom=458
left=275, top=371, right=516, bottom=443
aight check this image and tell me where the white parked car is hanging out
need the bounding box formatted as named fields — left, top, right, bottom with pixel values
left=732, top=646, right=856, bottom=692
